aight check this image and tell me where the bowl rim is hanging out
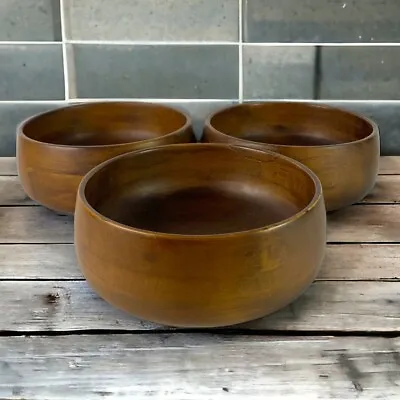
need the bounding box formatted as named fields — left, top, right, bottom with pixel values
left=17, top=101, right=192, bottom=149
left=77, top=143, right=324, bottom=240
left=204, top=101, right=379, bottom=149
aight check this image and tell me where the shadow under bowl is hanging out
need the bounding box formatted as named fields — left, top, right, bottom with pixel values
left=75, top=143, right=326, bottom=328
left=17, top=101, right=194, bottom=214
left=203, top=102, right=380, bottom=211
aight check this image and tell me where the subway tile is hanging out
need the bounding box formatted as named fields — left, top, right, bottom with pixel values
left=319, top=47, right=400, bottom=100
left=243, top=46, right=315, bottom=100
left=66, top=0, right=238, bottom=42
left=328, top=102, right=400, bottom=156
left=0, top=103, right=62, bottom=156
left=0, top=0, right=61, bottom=41
left=0, top=45, right=65, bottom=101
left=244, top=0, right=400, bottom=43
left=73, top=44, right=239, bottom=99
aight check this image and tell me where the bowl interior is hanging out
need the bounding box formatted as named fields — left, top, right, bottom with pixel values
left=22, top=103, right=188, bottom=146
left=209, top=103, right=374, bottom=146
left=82, top=145, right=319, bottom=236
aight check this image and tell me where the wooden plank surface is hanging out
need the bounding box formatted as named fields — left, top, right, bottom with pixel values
left=0, top=280, right=398, bottom=332
left=0, top=157, right=398, bottom=399
left=0, top=176, right=35, bottom=206
left=0, top=174, right=399, bottom=207
left=0, top=157, right=17, bottom=176
left=1, top=156, right=398, bottom=177
left=327, top=205, right=400, bottom=243
left=1, top=204, right=399, bottom=243
left=378, top=156, right=400, bottom=175
left=0, top=334, right=398, bottom=399
left=361, top=175, right=400, bottom=203
left=0, top=244, right=79, bottom=279
left=1, top=244, right=399, bottom=281
left=0, top=207, right=73, bottom=243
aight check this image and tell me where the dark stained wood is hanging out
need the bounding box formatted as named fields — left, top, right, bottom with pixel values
left=203, top=102, right=380, bottom=212
left=17, top=102, right=195, bottom=214
left=75, top=143, right=326, bottom=328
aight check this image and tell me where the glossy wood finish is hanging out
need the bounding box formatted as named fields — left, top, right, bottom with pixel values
left=17, top=102, right=194, bottom=214
left=203, top=102, right=380, bottom=211
left=75, top=143, right=326, bottom=328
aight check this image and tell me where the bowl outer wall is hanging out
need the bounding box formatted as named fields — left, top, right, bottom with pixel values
left=203, top=110, right=380, bottom=212
left=16, top=123, right=195, bottom=215
left=74, top=177, right=327, bottom=328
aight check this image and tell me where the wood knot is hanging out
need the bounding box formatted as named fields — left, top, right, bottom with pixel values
left=45, top=293, right=60, bottom=304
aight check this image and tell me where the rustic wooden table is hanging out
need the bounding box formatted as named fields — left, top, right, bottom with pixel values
left=0, top=157, right=399, bottom=399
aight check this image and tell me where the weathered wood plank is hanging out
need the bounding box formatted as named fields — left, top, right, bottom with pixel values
left=320, top=244, right=400, bottom=280
left=0, top=157, right=17, bottom=176
left=0, top=244, right=398, bottom=281
left=0, top=207, right=73, bottom=243
left=0, top=205, right=398, bottom=244
left=327, top=205, right=400, bottom=243
left=362, top=175, right=400, bottom=204
left=379, top=156, right=400, bottom=175
left=0, top=176, right=35, bottom=206
left=1, top=156, right=398, bottom=177
left=0, top=244, right=79, bottom=279
left=0, top=280, right=398, bottom=332
left=0, top=174, right=399, bottom=206
left=0, top=334, right=398, bottom=399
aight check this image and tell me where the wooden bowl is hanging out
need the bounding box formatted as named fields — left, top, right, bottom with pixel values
left=75, top=143, right=326, bottom=328
left=17, top=102, right=194, bottom=214
left=203, top=102, right=380, bottom=211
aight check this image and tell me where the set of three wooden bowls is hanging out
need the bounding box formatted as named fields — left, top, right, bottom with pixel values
left=17, top=101, right=380, bottom=328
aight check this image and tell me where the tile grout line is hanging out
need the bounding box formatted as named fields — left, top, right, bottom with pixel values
left=68, top=40, right=238, bottom=46
left=238, top=0, right=244, bottom=102
left=59, top=0, right=70, bottom=101
left=2, top=99, right=400, bottom=105
left=2, top=41, right=400, bottom=46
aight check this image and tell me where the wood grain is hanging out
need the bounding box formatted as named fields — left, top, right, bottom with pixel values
left=0, top=204, right=399, bottom=244
left=0, top=174, right=399, bottom=206
left=0, top=334, right=398, bottom=399
left=327, top=205, right=400, bottom=243
left=0, top=207, right=73, bottom=243
left=320, top=244, right=400, bottom=280
left=0, top=176, right=35, bottom=206
left=362, top=175, right=400, bottom=203
left=1, top=156, right=397, bottom=180
left=0, top=158, right=398, bottom=398
left=0, top=244, right=79, bottom=279
left=0, top=280, right=398, bottom=332
left=203, top=102, right=381, bottom=212
left=0, top=244, right=398, bottom=281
